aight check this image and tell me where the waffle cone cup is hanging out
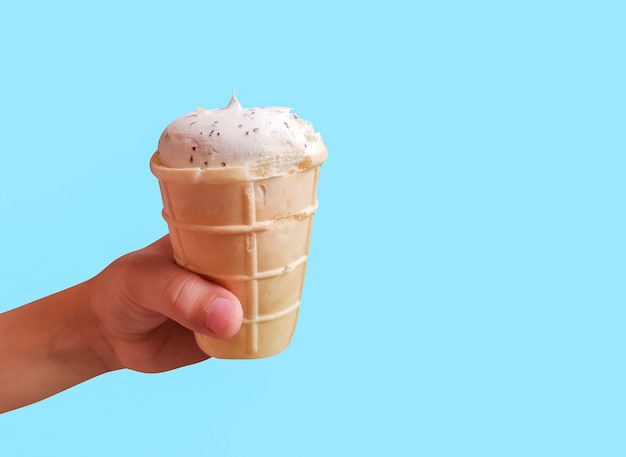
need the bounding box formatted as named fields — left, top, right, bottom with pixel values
left=150, top=148, right=326, bottom=359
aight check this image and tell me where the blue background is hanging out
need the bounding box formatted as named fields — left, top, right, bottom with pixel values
left=1, top=1, right=624, bottom=455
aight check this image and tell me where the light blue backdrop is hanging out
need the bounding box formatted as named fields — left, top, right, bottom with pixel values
left=1, top=1, right=624, bottom=456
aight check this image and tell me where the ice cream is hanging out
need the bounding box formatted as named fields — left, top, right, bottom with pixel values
left=150, top=94, right=327, bottom=359
left=157, top=94, right=325, bottom=176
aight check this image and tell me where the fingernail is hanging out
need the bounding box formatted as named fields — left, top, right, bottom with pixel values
left=205, top=297, right=233, bottom=335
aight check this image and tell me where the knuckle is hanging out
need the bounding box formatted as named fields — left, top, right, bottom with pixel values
left=165, top=273, right=198, bottom=316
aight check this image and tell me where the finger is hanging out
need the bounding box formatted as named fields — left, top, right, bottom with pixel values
left=127, top=239, right=243, bottom=339
left=144, top=234, right=175, bottom=255
left=162, top=271, right=243, bottom=339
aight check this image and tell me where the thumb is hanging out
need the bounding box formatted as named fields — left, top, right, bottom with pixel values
left=127, top=237, right=243, bottom=339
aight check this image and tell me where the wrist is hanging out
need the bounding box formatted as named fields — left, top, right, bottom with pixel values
left=73, top=279, right=124, bottom=373
left=0, top=281, right=121, bottom=412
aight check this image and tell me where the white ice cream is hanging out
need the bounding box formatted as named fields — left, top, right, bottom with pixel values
left=157, top=94, right=325, bottom=172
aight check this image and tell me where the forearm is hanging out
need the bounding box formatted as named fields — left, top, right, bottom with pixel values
left=0, top=282, right=115, bottom=413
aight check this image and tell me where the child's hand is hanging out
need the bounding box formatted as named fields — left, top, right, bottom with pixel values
left=88, top=236, right=243, bottom=373
left=0, top=236, right=243, bottom=413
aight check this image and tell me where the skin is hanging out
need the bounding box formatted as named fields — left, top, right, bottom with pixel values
left=0, top=236, right=243, bottom=413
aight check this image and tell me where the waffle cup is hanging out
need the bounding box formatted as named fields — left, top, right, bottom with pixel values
left=150, top=147, right=326, bottom=359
